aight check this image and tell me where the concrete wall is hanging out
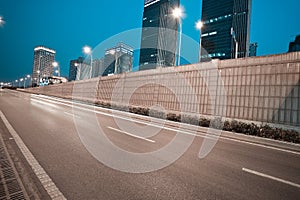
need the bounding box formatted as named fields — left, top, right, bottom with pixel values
left=27, top=52, right=300, bottom=127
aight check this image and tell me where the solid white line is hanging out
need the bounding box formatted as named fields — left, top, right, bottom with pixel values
left=30, top=94, right=300, bottom=155
left=64, top=111, right=81, bottom=119
left=107, top=126, right=156, bottom=143
left=242, top=168, right=300, bottom=188
left=0, top=110, right=67, bottom=200
left=223, top=138, right=300, bottom=155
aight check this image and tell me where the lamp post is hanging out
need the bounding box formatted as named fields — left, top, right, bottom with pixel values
left=24, top=78, right=27, bottom=88
left=231, top=27, right=238, bottom=59
left=52, top=61, right=60, bottom=76
left=196, top=20, right=203, bottom=62
left=26, top=75, right=31, bottom=88
left=15, top=80, right=18, bottom=88
left=83, top=46, right=93, bottom=79
left=172, top=7, right=183, bottom=66
left=37, top=70, right=40, bottom=86
left=19, top=78, right=23, bottom=88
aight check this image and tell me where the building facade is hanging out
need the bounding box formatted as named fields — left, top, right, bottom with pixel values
left=288, top=35, right=300, bottom=52
left=249, top=42, right=258, bottom=57
left=103, top=43, right=133, bottom=76
left=201, top=0, right=251, bottom=60
left=139, top=0, right=179, bottom=70
left=32, top=46, right=56, bottom=86
left=92, top=58, right=104, bottom=78
left=69, top=57, right=83, bottom=81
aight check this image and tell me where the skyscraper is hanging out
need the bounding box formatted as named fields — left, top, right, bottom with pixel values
left=103, top=43, right=133, bottom=76
left=288, top=35, right=300, bottom=53
left=69, top=57, right=83, bottom=81
left=249, top=42, right=258, bottom=57
left=201, top=0, right=251, bottom=60
left=32, top=46, right=56, bottom=86
left=92, top=58, right=104, bottom=78
left=139, top=0, right=179, bottom=70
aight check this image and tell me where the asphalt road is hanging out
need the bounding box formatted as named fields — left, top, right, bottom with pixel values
left=0, top=89, right=299, bottom=200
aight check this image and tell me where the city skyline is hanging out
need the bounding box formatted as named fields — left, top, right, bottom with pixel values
left=0, top=0, right=299, bottom=82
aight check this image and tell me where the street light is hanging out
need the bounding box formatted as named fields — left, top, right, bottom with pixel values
left=0, top=16, right=5, bottom=27
left=83, top=45, right=93, bottom=79
left=231, top=27, right=238, bottom=59
left=52, top=61, right=60, bottom=76
left=172, top=7, right=183, bottom=66
left=36, top=70, right=41, bottom=86
left=24, top=77, right=27, bottom=88
left=19, top=78, right=23, bottom=88
left=27, top=75, right=31, bottom=87
left=196, top=20, right=204, bottom=62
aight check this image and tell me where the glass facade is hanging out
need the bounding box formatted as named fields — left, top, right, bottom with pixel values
left=69, top=57, right=83, bottom=81
left=201, top=0, right=251, bottom=60
left=139, top=0, right=179, bottom=70
left=103, top=43, right=133, bottom=76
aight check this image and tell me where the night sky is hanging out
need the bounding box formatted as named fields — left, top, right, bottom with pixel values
left=0, top=0, right=299, bottom=82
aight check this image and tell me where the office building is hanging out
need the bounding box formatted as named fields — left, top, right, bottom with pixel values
left=249, top=42, right=258, bottom=57
left=69, top=57, right=83, bottom=81
left=92, top=58, right=104, bottom=78
left=288, top=35, right=300, bottom=52
left=201, top=0, right=252, bottom=60
left=103, top=43, right=133, bottom=76
left=139, top=0, right=179, bottom=70
left=32, top=46, right=56, bottom=86
left=75, top=62, right=91, bottom=81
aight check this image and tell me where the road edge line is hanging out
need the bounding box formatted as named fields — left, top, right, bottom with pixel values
left=0, top=110, right=67, bottom=200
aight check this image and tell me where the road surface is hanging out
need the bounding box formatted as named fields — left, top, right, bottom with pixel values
left=0, top=89, right=299, bottom=200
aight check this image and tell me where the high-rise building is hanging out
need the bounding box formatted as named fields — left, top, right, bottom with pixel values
left=249, top=42, right=258, bottom=57
left=92, top=58, right=104, bottom=78
left=288, top=35, right=300, bottom=52
left=103, top=43, right=133, bottom=76
left=139, top=0, right=179, bottom=70
left=201, top=0, right=251, bottom=60
left=32, top=46, right=56, bottom=86
left=75, top=62, right=91, bottom=81
left=69, top=57, right=83, bottom=81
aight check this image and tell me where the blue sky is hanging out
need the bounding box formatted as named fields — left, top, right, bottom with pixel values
left=0, top=0, right=299, bottom=82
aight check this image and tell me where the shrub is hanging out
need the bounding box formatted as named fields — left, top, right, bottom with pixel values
left=211, top=117, right=223, bottom=129
left=181, top=114, right=200, bottom=126
left=199, top=118, right=210, bottom=127
left=166, top=113, right=181, bottom=122
left=149, top=109, right=166, bottom=119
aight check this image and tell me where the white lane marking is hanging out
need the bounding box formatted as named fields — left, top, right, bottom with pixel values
left=108, top=126, right=156, bottom=143
left=0, top=111, right=67, bottom=200
left=33, top=95, right=300, bottom=148
left=30, top=95, right=300, bottom=156
left=64, top=111, right=81, bottom=119
left=221, top=137, right=300, bottom=155
left=31, top=95, right=213, bottom=139
left=242, top=168, right=300, bottom=188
